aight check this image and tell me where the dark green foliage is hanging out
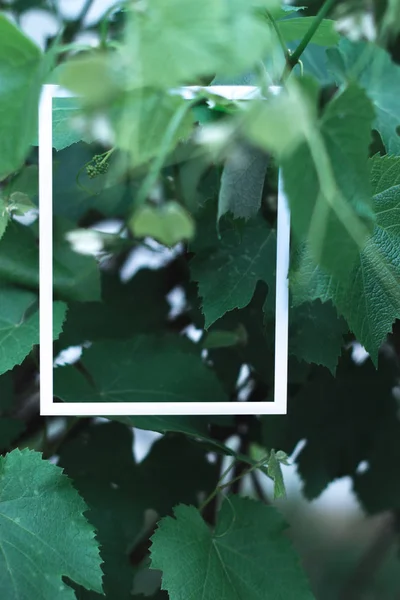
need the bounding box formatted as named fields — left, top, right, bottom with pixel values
left=3, top=1, right=400, bottom=599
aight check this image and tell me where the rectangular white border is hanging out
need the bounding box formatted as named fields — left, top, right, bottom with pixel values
left=39, top=84, right=290, bottom=416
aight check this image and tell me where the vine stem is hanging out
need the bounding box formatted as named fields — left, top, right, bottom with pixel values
left=133, top=98, right=197, bottom=208
left=281, top=0, right=336, bottom=81
left=199, top=454, right=269, bottom=513
left=265, top=9, right=290, bottom=63
left=99, top=1, right=127, bottom=48
left=77, top=0, right=95, bottom=26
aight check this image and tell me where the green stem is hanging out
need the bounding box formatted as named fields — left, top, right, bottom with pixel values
left=78, top=0, right=95, bottom=25
left=98, top=147, right=116, bottom=166
left=265, top=9, right=290, bottom=63
left=133, top=99, right=196, bottom=208
left=99, top=2, right=127, bottom=49
left=199, top=454, right=269, bottom=513
left=61, top=0, right=96, bottom=44
left=282, top=0, right=336, bottom=80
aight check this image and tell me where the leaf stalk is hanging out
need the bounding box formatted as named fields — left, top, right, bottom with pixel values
left=282, top=0, right=336, bottom=81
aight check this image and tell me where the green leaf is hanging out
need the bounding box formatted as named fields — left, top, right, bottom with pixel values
left=298, top=44, right=334, bottom=85
left=353, top=416, right=400, bottom=514
left=130, top=201, right=195, bottom=247
left=7, top=192, right=35, bottom=216
left=243, top=86, right=310, bottom=158
left=281, top=82, right=375, bottom=280
left=0, top=16, right=43, bottom=180
left=291, top=155, right=400, bottom=363
left=0, top=220, right=101, bottom=302
left=57, top=53, right=125, bottom=107
left=289, top=300, right=348, bottom=373
left=267, top=449, right=286, bottom=499
left=6, top=164, right=38, bottom=199
left=58, top=422, right=218, bottom=600
left=0, top=286, right=67, bottom=375
left=113, top=90, right=194, bottom=169
left=150, top=496, right=314, bottom=600
left=3, top=165, right=38, bottom=219
left=262, top=354, right=397, bottom=499
left=218, top=142, right=268, bottom=221
left=57, top=268, right=169, bottom=348
left=0, top=374, right=25, bottom=450
left=32, top=97, right=87, bottom=151
left=54, top=219, right=101, bottom=302
left=52, top=143, right=133, bottom=222
left=328, top=39, right=400, bottom=155
left=54, top=335, right=227, bottom=403
left=277, top=18, right=339, bottom=46
left=124, top=0, right=277, bottom=89
left=52, top=97, right=85, bottom=150
left=58, top=422, right=141, bottom=600
left=0, top=197, right=9, bottom=240
left=0, top=418, right=25, bottom=451
left=117, top=415, right=213, bottom=437
left=133, top=593, right=167, bottom=600
left=190, top=214, right=276, bottom=328
left=381, top=0, right=400, bottom=41
left=0, top=448, right=103, bottom=598
left=203, top=325, right=247, bottom=349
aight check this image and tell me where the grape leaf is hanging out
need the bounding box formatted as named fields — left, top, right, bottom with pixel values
left=133, top=593, right=167, bottom=600
left=277, top=17, right=339, bottom=46
left=0, top=418, right=24, bottom=451
left=32, top=97, right=87, bottom=151
left=328, top=39, right=400, bottom=155
left=113, top=90, right=194, bottom=169
left=130, top=201, right=195, bottom=247
left=280, top=82, right=375, bottom=280
left=0, top=374, right=24, bottom=450
left=190, top=214, right=276, bottom=328
left=267, top=449, right=286, bottom=499
left=291, top=155, right=400, bottom=364
left=52, top=98, right=85, bottom=150
left=262, top=353, right=397, bottom=499
left=54, top=335, right=227, bottom=403
left=0, top=448, right=103, bottom=599
left=205, top=283, right=275, bottom=386
left=218, top=142, right=268, bottom=221
left=0, top=286, right=67, bottom=375
left=381, top=0, right=400, bottom=40
left=58, top=422, right=142, bottom=600
left=0, top=16, right=43, bottom=179
left=0, top=220, right=101, bottom=302
left=57, top=268, right=170, bottom=348
left=353, top=416, right=400, bottom=514
left=289, top=300, right=348, bottom=373
left=298, top=44, right=334, bottom=85
left=0, top=373, right=15, bottom=412
left=115, top=415, right=216, bottom=439
left=58, top=421, right=218, bottom=599
left=150, top=496, right=314, bottom=600
left=124, top=0, right=277, bottom=89
left=52, top=143, right=133, bottom=222
left=0, top=198, right=8, bottom=240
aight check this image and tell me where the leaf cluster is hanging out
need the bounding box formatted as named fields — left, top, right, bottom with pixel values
left=1, top=0, right=400, bottom=598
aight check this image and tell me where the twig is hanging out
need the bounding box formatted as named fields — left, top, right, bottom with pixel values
left=281, top=0, right=336, bottom=82
left=199, top=453, right=269, bottom=513
left=265, top=9, right=290, bottom=63
left=251, top=470, right=270, bottom=504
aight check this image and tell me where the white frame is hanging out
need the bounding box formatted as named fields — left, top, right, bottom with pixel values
left=39, top=84, right=290, bottom=416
